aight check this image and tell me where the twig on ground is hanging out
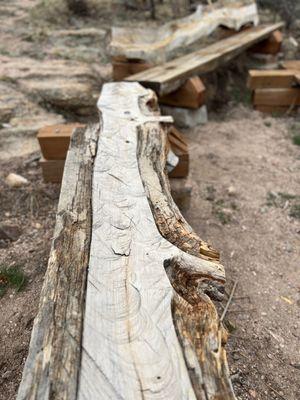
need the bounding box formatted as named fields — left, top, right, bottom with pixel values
left=220, top=280, right=238, bottom=322
left=23, top=154, right=40, bottom=166
left=265, top=382, right=287, bottom=400
left=226, top=308, right=256, bottom=314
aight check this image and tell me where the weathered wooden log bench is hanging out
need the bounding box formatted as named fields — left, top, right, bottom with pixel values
left=17, top=82, right=235, bottom=400
left=110, top=0, right=259, bottom=65
left=126, top=22, right=284, bottom=95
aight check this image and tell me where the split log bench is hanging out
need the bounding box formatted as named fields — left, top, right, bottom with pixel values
left=110, top=1, right=259, bottom=65
left=18, top=82, right=235, bottom=400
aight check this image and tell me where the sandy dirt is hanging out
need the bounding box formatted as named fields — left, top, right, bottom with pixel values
left=185, top=106, right=300, bottom=399
left=0, top=155, right=59, bottom=400
left=0, top=1, right=300, bottom=400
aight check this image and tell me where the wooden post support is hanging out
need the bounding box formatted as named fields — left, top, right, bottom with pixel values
left=159, top=76, right=206, bottom=109
left=112, top=57, right=153, bottom=81
left=37, top=123, right=85, bottom=160
left=247, top=70, right=300, bottom=89
left=254, top=105, right=292, bottom=114
left=253, top=88, right=300, bottom=107
left=250, top=30, right=283, bottom=55
left=18, top=82, right=236, bottom=400
left=40, top=158, right=65, bottom=183
left=167, top=125, right=189, bottom=178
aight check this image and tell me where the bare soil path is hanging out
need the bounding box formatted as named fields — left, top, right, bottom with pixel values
left=186, top=106, right=300, bottom=400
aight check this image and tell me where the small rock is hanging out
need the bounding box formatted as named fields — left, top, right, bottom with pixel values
left=161, top=105, right=208, bottom=128
left=232, top=352, right=240, bottom=361
left=5, top=173, right=29, bottom=188
left=282, top=36, right=299, bottom=60
left=0, top=223, right=21, bottom=241
left=290, top=362, right=300, bottom=370
left=285, top=243, right=293, bottom=253
left=227, top=186, right=237, bottom=196
left=249, top=389, right=257, bottom=398
left=222, top=208, right=233, bottom=216
left=1, top=371, right=11, bottom=380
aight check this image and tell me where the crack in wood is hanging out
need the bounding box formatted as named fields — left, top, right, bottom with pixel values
left=78, top=82, right=235, bottom=400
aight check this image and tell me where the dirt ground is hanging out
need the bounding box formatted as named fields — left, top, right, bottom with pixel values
left=0, top=1, right=300, bottom=400
left=186, top=106, right=300, bottom=399
left=0, top=154, right=59, bottom=399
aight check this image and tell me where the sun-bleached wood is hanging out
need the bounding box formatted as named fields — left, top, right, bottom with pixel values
left=17, top=82, right=235, bottom=400
left=78, top=82, right=235, bottom=399
left=110, top=1, right=259, bottom=64
left=17, top=125, right=99, bottom=400
left=127, top=22, right=284, bottom=95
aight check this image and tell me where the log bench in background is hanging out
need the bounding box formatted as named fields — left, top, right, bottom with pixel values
left=126, top=22, right=284, bottom=96
left=110, top=1, right=259, bottom=65
left=18, top=82, right=236, bottom=400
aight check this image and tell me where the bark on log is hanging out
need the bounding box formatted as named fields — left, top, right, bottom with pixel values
left=110, top=1, right=259, bottom=64
left=17, top=125, right=99, bottom=400
left=18, top=82, right=235, bottom=400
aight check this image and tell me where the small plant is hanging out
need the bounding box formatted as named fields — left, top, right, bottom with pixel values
left=292, top=134, right=300, bottom=146
left=230, top=87, right=251, bottom=106
left=266, top=191, right=277, bottom=207
left=206, top=185, right=216, bottom=202
left=215, top=209, right=232, bottom=225
left=0, top=266, right=27, bottom=298
left=289, top=204, right=300, bottom=220
left=266, top=191, right=297, bottom=208
left=212, top=199, right=232, bottom=225
left=288, top=123, right=300, bottom=146
left=278, top=192, right=297, bottom=201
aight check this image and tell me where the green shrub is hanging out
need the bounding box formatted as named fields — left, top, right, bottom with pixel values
left=0, top=266, right=27, bottom=297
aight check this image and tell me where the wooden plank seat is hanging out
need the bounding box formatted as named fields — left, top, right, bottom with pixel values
left=126, top=22, right=284, bottom=96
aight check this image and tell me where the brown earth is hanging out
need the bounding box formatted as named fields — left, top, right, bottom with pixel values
left=0, top=154, right=59, bottom=400
left=186, top=106, right=300, bottom=400
left=0, top=1, right=300, bottom=400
